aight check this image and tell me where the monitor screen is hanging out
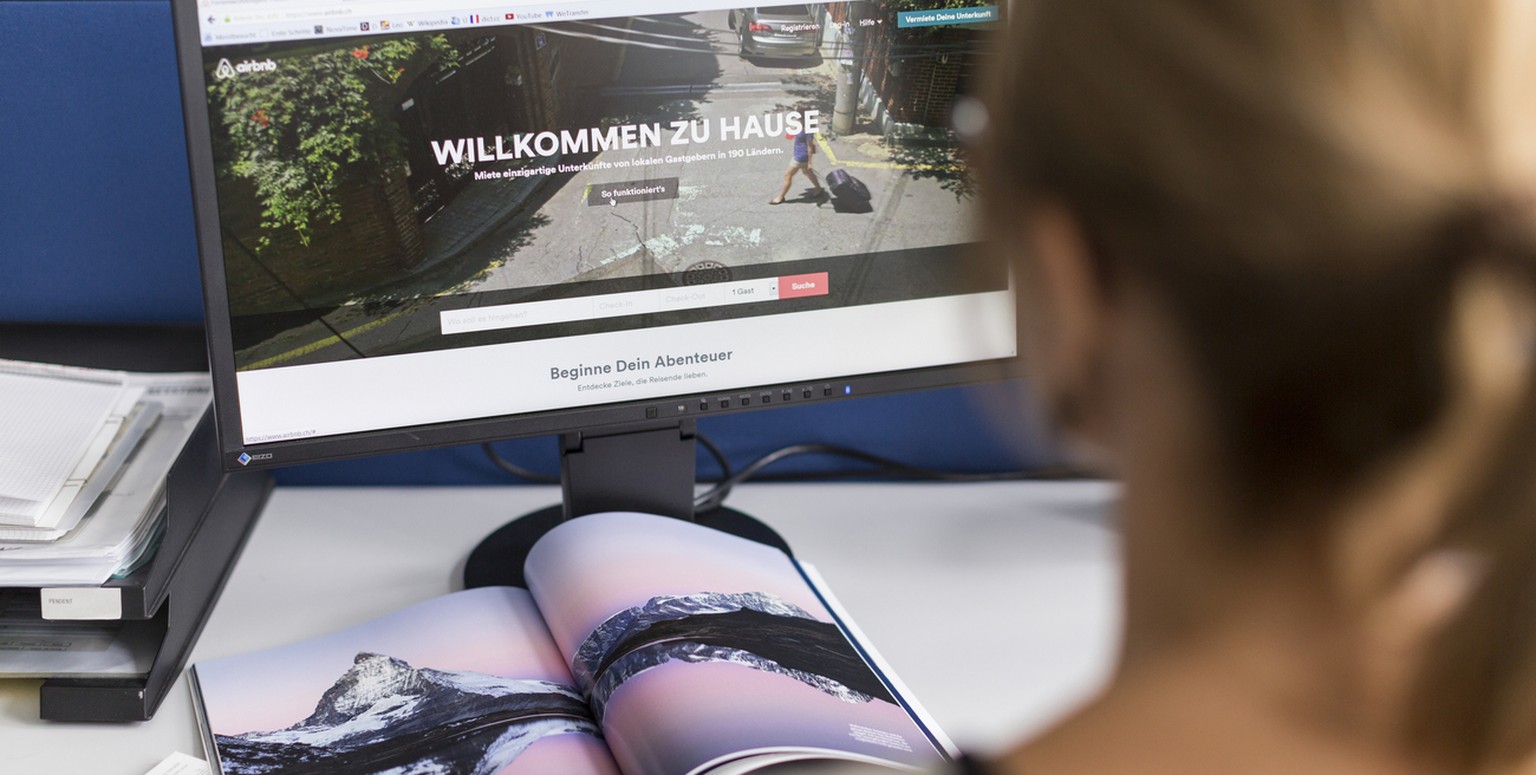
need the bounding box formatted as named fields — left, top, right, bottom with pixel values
left=174, top=0, right=1017, bottom=469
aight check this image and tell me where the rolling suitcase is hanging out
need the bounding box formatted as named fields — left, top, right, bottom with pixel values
left=826, top=168, right=870, bottom=204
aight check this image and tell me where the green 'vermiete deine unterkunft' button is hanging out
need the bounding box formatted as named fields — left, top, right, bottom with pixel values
left=896, top=5, right=999, bottom=28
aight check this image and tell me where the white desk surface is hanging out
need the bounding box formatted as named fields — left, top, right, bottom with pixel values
left=0, top=481, right=1121, bottom=774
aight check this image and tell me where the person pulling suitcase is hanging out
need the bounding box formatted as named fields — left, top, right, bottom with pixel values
left=769, top=127, right=825, bottom=205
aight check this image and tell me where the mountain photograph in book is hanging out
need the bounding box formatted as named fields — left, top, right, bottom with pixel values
left=212, top=652, right=604, bottom=774
left=190, top=513, right=950, bottom=775
left=192, top=587, right=620, bottom=775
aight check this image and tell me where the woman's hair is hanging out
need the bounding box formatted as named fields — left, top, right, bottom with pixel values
left=980, top=0, right=1536, bottom=770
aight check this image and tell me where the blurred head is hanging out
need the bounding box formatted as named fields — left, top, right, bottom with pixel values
left=980, top=0, right=1536, bottom=770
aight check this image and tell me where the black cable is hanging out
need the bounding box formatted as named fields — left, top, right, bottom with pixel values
left=693, top=442, right=1092, bottom=513
left=483, top=436, right=1088, bottom=511
left=481, top=442, right=559, bottom=484
left=741, top=465, right=1088, bottom=483
left=696, top=433, right=733, bottom=481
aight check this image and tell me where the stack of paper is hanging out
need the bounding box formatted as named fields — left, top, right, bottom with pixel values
left=0, top=361, right=212, bottom=586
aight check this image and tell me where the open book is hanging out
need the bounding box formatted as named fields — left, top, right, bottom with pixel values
left=190, top=512, right=953, bottom=774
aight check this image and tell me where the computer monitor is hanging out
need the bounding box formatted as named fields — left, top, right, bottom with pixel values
left=170, top=0, right=1017, bottom=579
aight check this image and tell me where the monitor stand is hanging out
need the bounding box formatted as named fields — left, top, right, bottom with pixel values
left=462, top=420, right=791, bottom=588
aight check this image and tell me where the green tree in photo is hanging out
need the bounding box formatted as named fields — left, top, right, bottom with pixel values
left=210, top=37, right=459, bottom=247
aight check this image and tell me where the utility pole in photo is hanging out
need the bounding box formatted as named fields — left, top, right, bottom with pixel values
left=832, top=2, right=872, bottom=136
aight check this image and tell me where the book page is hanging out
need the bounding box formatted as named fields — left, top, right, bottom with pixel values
left=192, top=587, right=620, bottom=775
left=524, top=513, right=947, bottom=775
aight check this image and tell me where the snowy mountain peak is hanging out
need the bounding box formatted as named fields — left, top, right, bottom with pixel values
left=216, top=653, right=597, bottom=773
left=222, top=650, right=592, bottom=770
left=301, top=652, right=424, bottom=728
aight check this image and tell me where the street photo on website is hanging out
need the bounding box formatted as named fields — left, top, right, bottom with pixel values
left=203, top=1, right=1003, bottom=372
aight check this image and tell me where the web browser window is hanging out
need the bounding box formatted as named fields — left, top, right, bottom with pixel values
left=194, top=0, right=1013, bottom=444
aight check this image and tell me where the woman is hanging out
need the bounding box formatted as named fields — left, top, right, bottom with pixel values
left=770, top=123, right=825, bottom=206
left=981, top=1, right=1536, bottom=773
left=806, top=1, right=1536, bottom=773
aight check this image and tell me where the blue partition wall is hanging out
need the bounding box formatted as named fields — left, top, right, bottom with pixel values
left=1, top=0, right=1049, bottom=485
left=3, top=1, right=205, bottom=323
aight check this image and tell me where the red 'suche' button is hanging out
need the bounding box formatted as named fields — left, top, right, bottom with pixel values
left=778, top=272, right=829, bottom=299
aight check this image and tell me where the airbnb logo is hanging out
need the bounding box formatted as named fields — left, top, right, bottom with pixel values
left=214, top=57, right=277, bottom=79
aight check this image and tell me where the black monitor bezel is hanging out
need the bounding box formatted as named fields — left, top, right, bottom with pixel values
left=167, top=0, right=1020, bottom=472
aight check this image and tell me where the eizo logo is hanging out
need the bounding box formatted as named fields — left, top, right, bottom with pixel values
left=214, top=57, right=278, bottom=79
left=236, top=452, right=275, bottom=466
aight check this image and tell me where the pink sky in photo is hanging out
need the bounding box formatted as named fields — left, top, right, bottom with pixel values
left=196, top=587, right=575, bottom=735
left=524, top=513, right=833, bottom=659
left=601, top=660, right=943, bottom=775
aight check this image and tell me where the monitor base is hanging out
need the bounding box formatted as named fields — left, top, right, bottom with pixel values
left=465, top=421, right=793, bottom=588
left=462, top=504, right=792, bottom=589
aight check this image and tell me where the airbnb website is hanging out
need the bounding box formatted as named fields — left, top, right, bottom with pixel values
left=199, top=0, right=1013, bottom=444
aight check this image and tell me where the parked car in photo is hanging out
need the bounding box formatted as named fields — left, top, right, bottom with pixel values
left=729, top=6, right=823, bottom=58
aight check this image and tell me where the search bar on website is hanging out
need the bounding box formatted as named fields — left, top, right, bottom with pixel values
left=440, top=273, right=829, bottom=335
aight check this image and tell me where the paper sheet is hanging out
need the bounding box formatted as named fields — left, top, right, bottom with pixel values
left=7, top=399, right=160, bottom=534
left=0, top=367, right=141, bottom=525
left=144, top=751, right=212, bottom=775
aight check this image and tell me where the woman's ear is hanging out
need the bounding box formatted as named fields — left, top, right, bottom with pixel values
left=1348, top=546, right=1484, bottom=739
left=1020, top=204, right=1114, bottom=456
